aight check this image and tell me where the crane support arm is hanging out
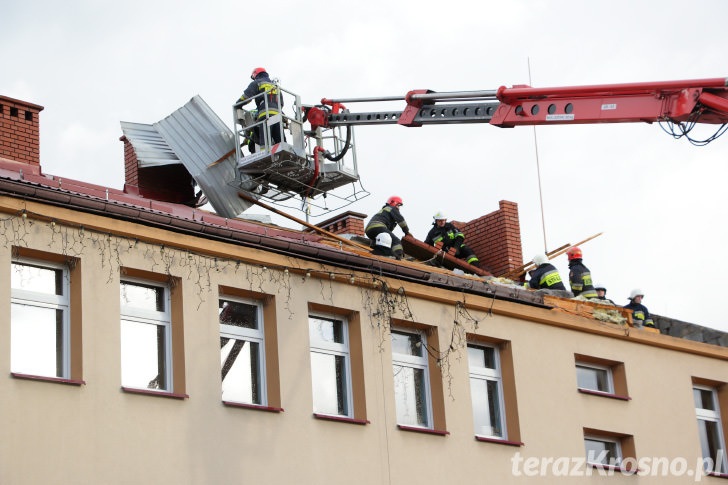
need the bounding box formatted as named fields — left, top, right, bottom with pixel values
left=315, top=77, right=728, bottom=130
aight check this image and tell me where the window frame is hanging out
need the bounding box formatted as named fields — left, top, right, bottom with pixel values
left=694, top=384, right=728, bottom=473
left=576, top=361, right=614, bottom=394
left=468, top=342, right=508, bottom=440
left=119, top=276, right=173, bottom=393
left=308, top=312, right=353, bottom=418
left=391, top=327, right=433, bottom=430
left=584, top=434, right=623, bottom=467
left=10, top=257, right=71, bottom=379
left=219, top=295, right=267, bottom=407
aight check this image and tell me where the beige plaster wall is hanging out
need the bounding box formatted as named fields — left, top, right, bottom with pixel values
left=0, top=209, right=726, bottom=484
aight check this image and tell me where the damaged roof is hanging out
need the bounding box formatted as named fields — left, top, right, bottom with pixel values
left=0, top=157, right=544, bottom=308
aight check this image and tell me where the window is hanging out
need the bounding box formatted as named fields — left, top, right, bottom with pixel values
left=574, top=354, right=629, bottom=400
left=576, top=362, right=613, bottom=393
left=10, top=259, right=70, bottom=378
left=219, top=297, right=266, bottom=405
left=120, top=279, right=172, bottom=392
left=694, top=385, right=728, bottom=473
left=468, top=343, right=507, bottom=439
left=391, top=329, right=432, bottom=428
left=585, top=435, right=622, bottom=467
left=583, top=428, right=636, bottom=471
left=309, top=314, right=352, bottom=417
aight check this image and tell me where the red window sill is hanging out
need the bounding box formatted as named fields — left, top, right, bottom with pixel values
left=121, top=386, right=188, bottom=399
left=707, top=471, right=728, bottom=479
left=223, top=401, right=284, bottom=413
left=475, top=435, right=524, bottom=446
left=397, top=424, right=449, bottom=436
left=578, top=388, right=631, bottom=401
left=11, top=373, right=85, bottom=386
left=314, top=413, right=369, bottom=425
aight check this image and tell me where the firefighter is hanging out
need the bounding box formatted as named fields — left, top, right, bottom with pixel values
left=424, top=211, right=480, bottom=268
left=567, top=247, right=597, bottom=298
left=371, top=232, right=395, bottom=258
left=595, top=283, right=615, bottom=304
left=526, top=253, right=565, bottom=290
left=365, top=196, right=410, bottom=260
left=624, top=289, right=655, bottom=328
left=237, top=67, right=285, bottom=149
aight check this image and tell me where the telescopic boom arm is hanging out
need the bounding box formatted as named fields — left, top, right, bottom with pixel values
left=309, top=78, right=728, bottom=137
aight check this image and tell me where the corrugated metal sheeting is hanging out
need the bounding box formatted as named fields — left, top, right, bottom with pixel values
left=119, top=121, right=180, bottom=167
left=121, top=96, right=252, bottom=218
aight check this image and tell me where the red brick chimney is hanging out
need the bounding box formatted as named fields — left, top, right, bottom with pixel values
left=0, top=95, right=44, bottom=175
left=454, top=200, right=523, bottom=277
left=310, top=211, right=367, bottom=237
left=120, top=135, right=196, bottom=204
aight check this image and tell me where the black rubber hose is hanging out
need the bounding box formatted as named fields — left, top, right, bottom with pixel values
left=324, top=125, right=352, bottom=162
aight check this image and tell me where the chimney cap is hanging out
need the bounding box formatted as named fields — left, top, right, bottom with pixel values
left=0, top=95, right=44, bottom=112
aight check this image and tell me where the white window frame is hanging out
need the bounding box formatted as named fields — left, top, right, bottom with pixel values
left=219, top=295, right=267, bottom=406
left=576, top=361, right=614, bottom=394
left=694, top=385, right=728, bottom=473
left=391, top=328, right=433, bottom=429
left=120, top=277, right=172, bottom=392
left=10, top=257, right=70, bottom=378
left=584, top=434, right=623, bottom=467
left=468, top=342, right=508, bottom=439
left=308, top=313, right=353, bottom=418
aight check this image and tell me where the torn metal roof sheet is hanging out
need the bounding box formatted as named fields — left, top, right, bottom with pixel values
left=119, top=121, right=180, bottom=167
left=121, top=95, right=253, bottom=219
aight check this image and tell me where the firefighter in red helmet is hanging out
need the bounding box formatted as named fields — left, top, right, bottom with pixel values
left=236, top=67, right=285, bottom=150
left=567, top=246, right=597, bottom=298
left=365, top=196, right=410, bottom=259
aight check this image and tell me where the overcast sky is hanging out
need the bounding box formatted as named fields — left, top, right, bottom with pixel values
left=2, top=0, right=728, bottom=332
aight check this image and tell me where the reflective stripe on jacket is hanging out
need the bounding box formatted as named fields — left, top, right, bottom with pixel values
left=424, top=222, right=464, bottom=249
left=568, top=259, right=596, bottom=297
left=528, top=263, right=566, bottom=291
left=624, top=301, right=655, bottom=328
left=366, top=205, right=409, bottom=234
left=240, top=75, right=282, bottom=116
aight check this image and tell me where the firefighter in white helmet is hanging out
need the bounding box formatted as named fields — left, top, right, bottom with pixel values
left=424, top=211, right=480, bottom=268
left=624, top=289, right=655, bottom=328
left=526, top=253, right=566, bottom=290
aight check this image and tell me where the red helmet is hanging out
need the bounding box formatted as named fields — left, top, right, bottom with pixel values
left=567, top=246, right=583, bottom=260
left=251, top=67, right=267, bottom=80
left=387, top=196, right=403, bottom=207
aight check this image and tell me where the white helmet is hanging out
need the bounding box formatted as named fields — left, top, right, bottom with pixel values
left=532, top=253, right=548, bottom=266
left=595, top=283, right=607, bottom=291
left=629, top=288, right=644, bottom=299
left=375, top=232, right=392, bottom=248
left=433, top=211, right=447, bottom=221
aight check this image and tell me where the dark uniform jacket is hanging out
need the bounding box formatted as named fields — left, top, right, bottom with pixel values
left=527, top=263, right=566, bottom=291
left=365, top=205, right=410, bottom=234
left=425, top=222, right=465, bottom=250
left=624, top=301, right=655, bottom=328
left=239, top=73, right=282, bottom=118
left=568, top=259, right=597, bottom=298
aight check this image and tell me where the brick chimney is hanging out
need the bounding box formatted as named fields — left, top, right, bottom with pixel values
left=310, top=211, right=367, bottom=237
left=120, top=136, right=196, bottom=204
left=454, top=200, right=523, bottom=277
left=0, top=95, right=44, bottom=175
